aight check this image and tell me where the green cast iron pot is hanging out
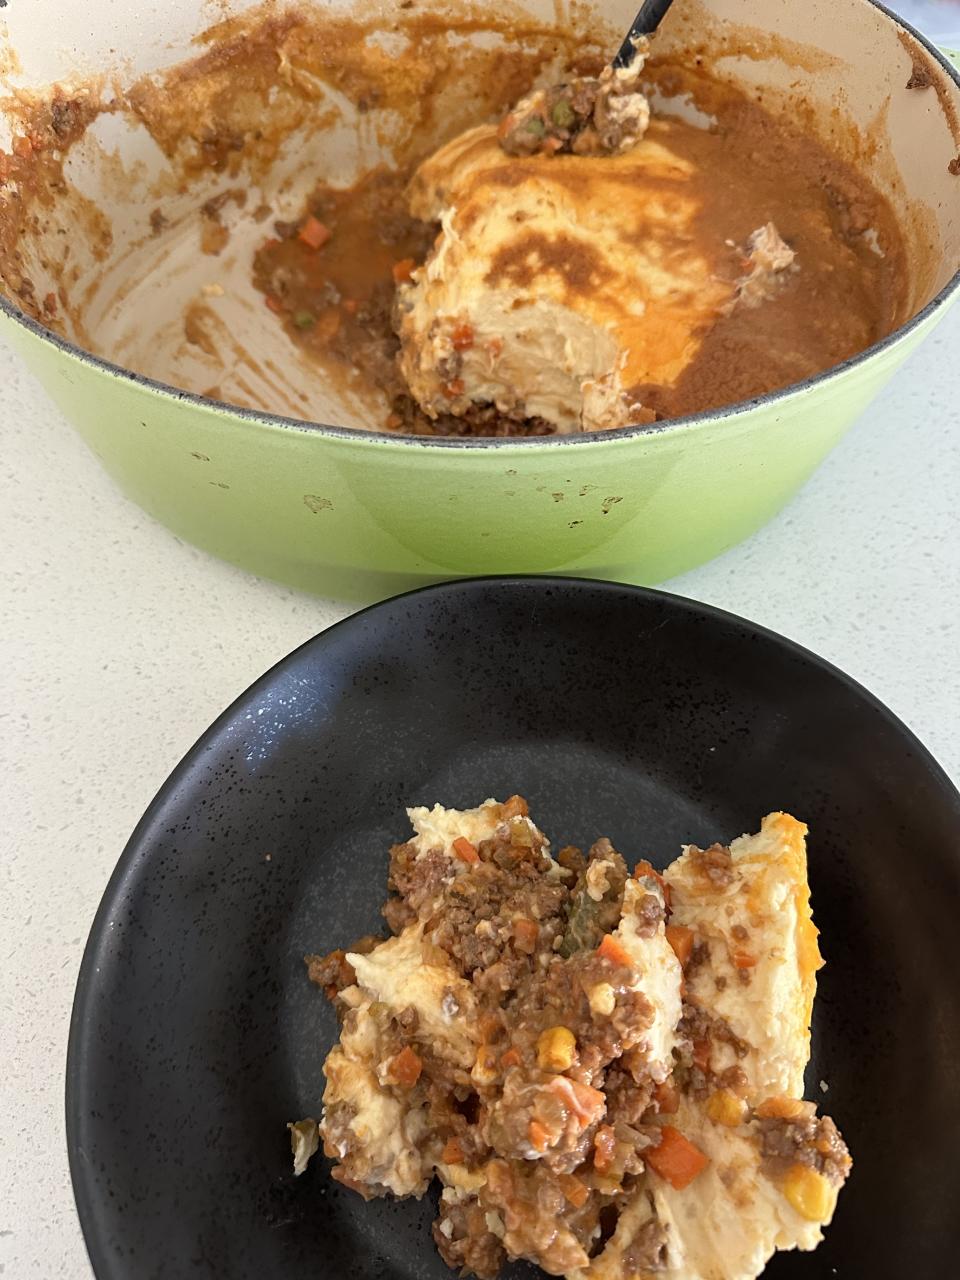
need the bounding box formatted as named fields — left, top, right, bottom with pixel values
left=1, top=1, right=958, bottom=602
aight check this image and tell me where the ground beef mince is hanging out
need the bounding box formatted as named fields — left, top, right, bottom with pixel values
left=388, top=393, right=556, bottom=437
left=384, top=842, right=452, bottom=931
left=631, top=889, right=666, bottom=939
left=496, top=55, right=649, bottom=158
left=309, top=800, right=680, bottom=1273
left=758, top=1109, right=852, bottom=1184
left=603, top=1062, right=657, bottom=1128
left=689, top=842, right=736, bottom=887
left=622, top=1215, right=670, bottom=1274
left=305, top=947, right=355, bottom=995
left=560, top=838, right=629, bottom=956
left=481, top=1159, right=601, bottom=1275
left=686, top=939, right=711, bottom=976
left=498, top=80, right=603, bottom=155
left=500, top=945, right=656, bottom=1085
left=433, top=1195, right=506, bottom=1280
left=431, top=856, right=566, bottom=985
left=306, top=796, right=851, bottom=1279
left=305, top=934, right=382, bottom=996
left=676, top=999, right=752, bottom=1096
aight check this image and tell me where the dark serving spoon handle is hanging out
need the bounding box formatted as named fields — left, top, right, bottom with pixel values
left=612, top=0, right=677, bottom=67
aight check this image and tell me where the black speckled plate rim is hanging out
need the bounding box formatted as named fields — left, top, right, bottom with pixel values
left=64, top=575, right=960, bottom=1277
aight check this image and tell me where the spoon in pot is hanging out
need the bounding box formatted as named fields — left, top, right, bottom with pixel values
left=613, top=0, right=677, bottom=67
left=498, top=0, right=677, bottom=155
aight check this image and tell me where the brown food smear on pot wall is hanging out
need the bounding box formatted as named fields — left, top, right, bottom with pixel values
left=124, top=4, right=610, bottom=179
left=896, top=27, right=960, bottom=149
left=0, top=85, right=110, bottom=328
left=0, top=1, right=609, bottom=334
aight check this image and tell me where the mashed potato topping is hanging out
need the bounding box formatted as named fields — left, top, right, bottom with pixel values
left=395, top=125, right=795, bottom=433
left=295, top=799, right=850, bottom=1279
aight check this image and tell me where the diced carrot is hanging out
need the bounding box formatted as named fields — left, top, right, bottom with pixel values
left=451, top=322, right=475, bottom=351
left=733, top=950, right=757, bottom=969
left=593, top=1124, right=617, bottom=1173
left=558, top=1173, right=589, bottom=1208
left=500, top=1047, right=522, bottom=1069
left=264, top=294, right=285, bottom=313
left=453, top=836, right=479, bottom=864
left=654, top=1079, right=680, bottom=1115
left=512, top=918, right=539, bottom=953
left=497, top=112, right=517, bottom=141
left=646, top=1126, right=709, bottom=1190
left=597, top=934, right=633, bottom=968
left=692, top=1038, right=711, bottom=1072
left=501, top=794, right=529, bottom=820
left=548, top=1076, right=605, bottom=1125
left=392, top=257, right=416, bottom=284
left=342, top=298, right=359, bottom=314
left=528, top=1120, right=550, bottom=1152
left=389, top=1045, right=423, bottom=1088
left=665, top=925, right=695, bottom=968
left=298, top=215, right=331, bottom=249
left=441, top=1136, right=465, bottom=1164
left=443, top=378, right=465, bottom=398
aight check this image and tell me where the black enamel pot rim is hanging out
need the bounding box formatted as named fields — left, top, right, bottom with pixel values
left=4, top=0, right=959, bottom=452
left=64, top=574, right=960, bottom=1276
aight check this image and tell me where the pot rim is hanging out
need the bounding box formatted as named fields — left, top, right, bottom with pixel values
left=2, top=0, right=958, bottom=453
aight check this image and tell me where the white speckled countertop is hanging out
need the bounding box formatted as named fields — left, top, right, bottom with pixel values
left=1, top=293, right=959, bottom=1274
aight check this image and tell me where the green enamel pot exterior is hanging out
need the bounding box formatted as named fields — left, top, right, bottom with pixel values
left=3, top=296, right=952, bottom=602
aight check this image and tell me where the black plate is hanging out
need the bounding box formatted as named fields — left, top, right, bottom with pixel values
left=67, top=578, right=960, bottom=1280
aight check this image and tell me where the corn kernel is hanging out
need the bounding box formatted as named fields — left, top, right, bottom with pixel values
left=782, top=1163, right=833, bottom=1222
left=537, top=1026, right=577, bottom=1072
left=705, top=1088, right=747, bottom=1127
left=588, top=982, right=616, bottom=1016
left=755, top=1096, right=808, bottom=1121
left=509, top=816, right=535, bottom=848
left=472, top=1044, right=499, bottom=1086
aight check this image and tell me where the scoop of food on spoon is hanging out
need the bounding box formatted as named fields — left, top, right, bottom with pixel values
left=497, top=0, right=676, bottom=155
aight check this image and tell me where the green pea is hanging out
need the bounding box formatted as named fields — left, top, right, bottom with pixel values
left=524, top=116, right=546, bottom=138
left=552, top=99, right=576, bottom=129
left=293, top=310, right=316, bottom=330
